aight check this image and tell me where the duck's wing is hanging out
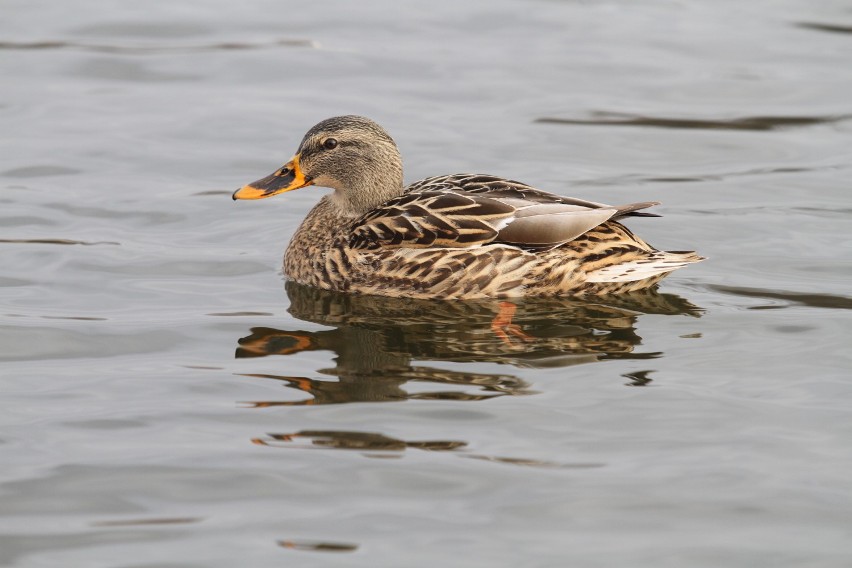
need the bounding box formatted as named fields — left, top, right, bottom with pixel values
left=405, top=174, right=660, bottom=218
left=348, top=189, right=514, bottom=250
left=348, top=175, right=660, bottom=251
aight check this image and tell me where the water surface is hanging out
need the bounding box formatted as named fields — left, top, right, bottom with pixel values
left=2, top=0, right=851, bottom=566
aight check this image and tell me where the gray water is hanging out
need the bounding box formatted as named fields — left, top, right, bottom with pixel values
left=2, top=0, right=852, bottom=566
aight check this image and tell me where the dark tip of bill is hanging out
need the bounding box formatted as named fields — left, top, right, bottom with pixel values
left=232, top=188, right=240, bottom=200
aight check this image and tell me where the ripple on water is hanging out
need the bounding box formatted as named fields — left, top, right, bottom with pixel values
left=1, top=165, right=82, bottom=177
left=535, top=112, right=852, bottom=131
left=277, top=540, right=358, bottom=553
left=69, top=259, right=269, bottom=277
left=45, top=203, right=185, bottom=224
left=0, top=326, right=185, bottom=362
left=0, top=277, right=33, bottom=287
left=74, top=58, right=201, bottom=82
left=0, top=39, right=317, bottom=53
left=707, top=285, right=852, bottom=311
left=796, top=22, right=852, bottom=35
left=0, top=238, right=119, bottom=245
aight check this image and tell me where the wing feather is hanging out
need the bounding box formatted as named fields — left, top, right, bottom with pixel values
left=498, top=208, right=618, bottom=247
left=348, top=174, right=660, bottom=251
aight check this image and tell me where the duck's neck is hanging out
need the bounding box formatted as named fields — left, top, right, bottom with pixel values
left=329, top=180, right=403, bottom=218
left=329, top=146, right=405, bottom=217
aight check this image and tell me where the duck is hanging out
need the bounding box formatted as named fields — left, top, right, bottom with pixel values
left=233, top=115, right=703, bottom=300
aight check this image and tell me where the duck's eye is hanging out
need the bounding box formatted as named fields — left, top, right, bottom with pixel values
left=323, top=138, right=339, bottom=150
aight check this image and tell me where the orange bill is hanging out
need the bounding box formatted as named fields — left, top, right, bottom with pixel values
left=232, top=154, right=313, bottom=200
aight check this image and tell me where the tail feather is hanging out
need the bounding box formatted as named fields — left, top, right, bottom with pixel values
left=613, top=201, right=661, bottom=219
left=585, top=251, right=705, bottom=283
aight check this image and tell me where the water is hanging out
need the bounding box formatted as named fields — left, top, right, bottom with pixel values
left=2, top=0, right=851, bottom=566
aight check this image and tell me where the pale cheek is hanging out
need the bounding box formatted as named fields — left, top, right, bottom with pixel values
left=311, top=173, right=343, bottom=191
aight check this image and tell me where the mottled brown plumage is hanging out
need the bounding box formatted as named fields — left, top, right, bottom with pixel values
left=234, top=116, right=703, bottom=299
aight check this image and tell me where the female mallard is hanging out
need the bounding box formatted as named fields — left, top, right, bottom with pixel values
left=233, top=116, right=702, bottom=299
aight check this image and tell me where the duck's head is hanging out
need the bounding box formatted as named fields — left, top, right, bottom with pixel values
left=233, top=115, right=404, bottom=216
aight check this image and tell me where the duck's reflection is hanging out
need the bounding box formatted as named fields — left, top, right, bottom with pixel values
left=252, top=430, right=468, bottom=452
left=235, top=282, right=701, bottom=406
left=250, top=429, right=609, bottom=470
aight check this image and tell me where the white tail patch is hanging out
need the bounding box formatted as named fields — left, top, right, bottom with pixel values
left=585, top=251, right=705, bottom=283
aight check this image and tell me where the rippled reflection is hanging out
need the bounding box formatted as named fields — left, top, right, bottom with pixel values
left=277, top=539, right=358, bottom=553
left=234, top=282, right=701, bottom=406
left=252, top=430, right=467, bottom=452
left=0, top=38, right=316, bottom=53
left=250, top=429, right=606, bottom=469
left=535, top=111, right=852, bottom=131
